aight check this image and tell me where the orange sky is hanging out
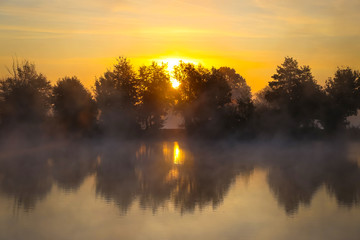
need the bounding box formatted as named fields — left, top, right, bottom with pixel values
left=0, top=0, right=359, bottom=93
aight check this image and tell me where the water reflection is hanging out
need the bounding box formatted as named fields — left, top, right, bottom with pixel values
left=51, top=145, right=98, bottom=192
left=264, top=144, right=360, bottom=214
left=325, top=157, right=360, bottom=207
left=0, top=154, right=51, bottom=212
left=1, top=140, right=360, bottom=215
left=0, top=142, right=98, bottom=212
left=95, top=143, right=138, bottom=213
left=173, top=142, right=183, bottom=165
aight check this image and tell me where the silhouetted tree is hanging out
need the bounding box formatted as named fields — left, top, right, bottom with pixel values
left=52, top=76, right=98, bottom=136
left=174, top=63, right=254, bottom=136
left=253, top=86, right=287, bottom=136
left=94, top=57, right=140, bottom=136
left=0, top=61, right=51, bottom=132
left=3, top=56, right=360, bottom=139
left=218, top=67, right=251, bottom=101
left=322, top=67, right=360, bottom=132
left=174, top=63, right=232, bottom=135
left=264, top=57, right=324, bottom=135
left=138, top=62, right=173, bottom=131
left=218, top=67, right=254, bottom=135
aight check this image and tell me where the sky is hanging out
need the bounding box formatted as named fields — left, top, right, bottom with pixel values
left=0, top=0, right=359, bottom=92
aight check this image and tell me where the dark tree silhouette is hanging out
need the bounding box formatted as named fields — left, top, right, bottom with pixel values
left=174, top=63, right=253, bottom=136
left=1, top=57, right=360, bottom=138
left=138, top=62, right=173, bottom=131
left=52, top=76, right=98, bottom=136
left=174, top=63, right=232, bottom=135
left=218, top=66, right=251, bottom=102
left=94, top=57, right=140, bottom=136
left=322, top=67, right=360, bottom=132
left=218, top=67, right=254, bottom=135
left=253, top=86, right=292, bottom=136
left=0, top=61, right=51, bottom=132
left=264, top=57, right=324, bottom=135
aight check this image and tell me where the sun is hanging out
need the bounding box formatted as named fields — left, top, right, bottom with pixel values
left=165, top=59, right=181, bottom=89
left=154, top=57, right=199, bottom=89
left=171, top=78, right=181, bottom=89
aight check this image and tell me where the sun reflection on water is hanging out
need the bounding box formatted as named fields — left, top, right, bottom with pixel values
left=173, top=142, right=183, bottom=165
left=162, top=141, right=185, bottom=165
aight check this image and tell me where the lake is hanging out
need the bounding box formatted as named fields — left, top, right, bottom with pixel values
left=0, top=139, right=360, bottom=240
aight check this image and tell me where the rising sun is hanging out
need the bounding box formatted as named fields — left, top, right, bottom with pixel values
left=154, top=57, right=199, bottom=89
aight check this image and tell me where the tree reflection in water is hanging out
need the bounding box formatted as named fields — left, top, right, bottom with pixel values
left=0, top=154, right=51, bottom=212
left=263, top=143, right=360, bottom=215
left=51, top=144, right=98, bottom=192
left=94, top=141, right=252, bottom=214
left=0, top=140, right=360, bottom=215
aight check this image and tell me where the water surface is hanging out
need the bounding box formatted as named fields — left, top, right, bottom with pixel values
left=1, top=140, right=360, bottom=240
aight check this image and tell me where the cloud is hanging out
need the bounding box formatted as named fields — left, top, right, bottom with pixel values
left=0, top=0, right=359, bottom=92
left=252, top=0, right=360, bottom=36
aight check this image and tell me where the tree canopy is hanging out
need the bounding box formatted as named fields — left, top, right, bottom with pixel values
left=138, top=62, right=172, bottom=131
left=323, top=68, right=360, bottom=131
left=0, top=57, right=360, bottom=139
left=264, top=57, right=324, bottom=134
left=52, top=76, right=97, bottom=136
left=0, top=61, right=51, bottom=130
left=94, top=57, right=140, bottom=136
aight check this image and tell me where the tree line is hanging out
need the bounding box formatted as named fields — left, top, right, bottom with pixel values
left=0, top=56, right=359, bottom=139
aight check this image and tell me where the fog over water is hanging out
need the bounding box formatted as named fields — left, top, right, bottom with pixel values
left=0, top=138, right=360, bottom=239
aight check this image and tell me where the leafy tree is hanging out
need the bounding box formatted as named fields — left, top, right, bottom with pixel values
left=174, top=62, right=232, bottom=135
left=52, top=76, right=98, bottom=136
left=138, top=62, right=172, bottom=130
left=0, top=61, right=51, bottom=129
left=218, top=67, right=254, bottom=133
left=323, top=67, right=360, bottom=131
left=253, top=86, right=282, bottom=135
left=94, top=57, right=140, bottom=136
left=264, top=57, right=324, bottom=133
left=218, top=67, right=251, bottom=102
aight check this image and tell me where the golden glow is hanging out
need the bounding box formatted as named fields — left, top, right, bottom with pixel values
left=154, top=57, right=199, bottom=89
left=173, top=141, right=184, bottom=165
left=162, top=141, right=184, bottom=164
left=1, top=0, right=359, bottom=94
left=171, top=79, right=180, bottom=89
